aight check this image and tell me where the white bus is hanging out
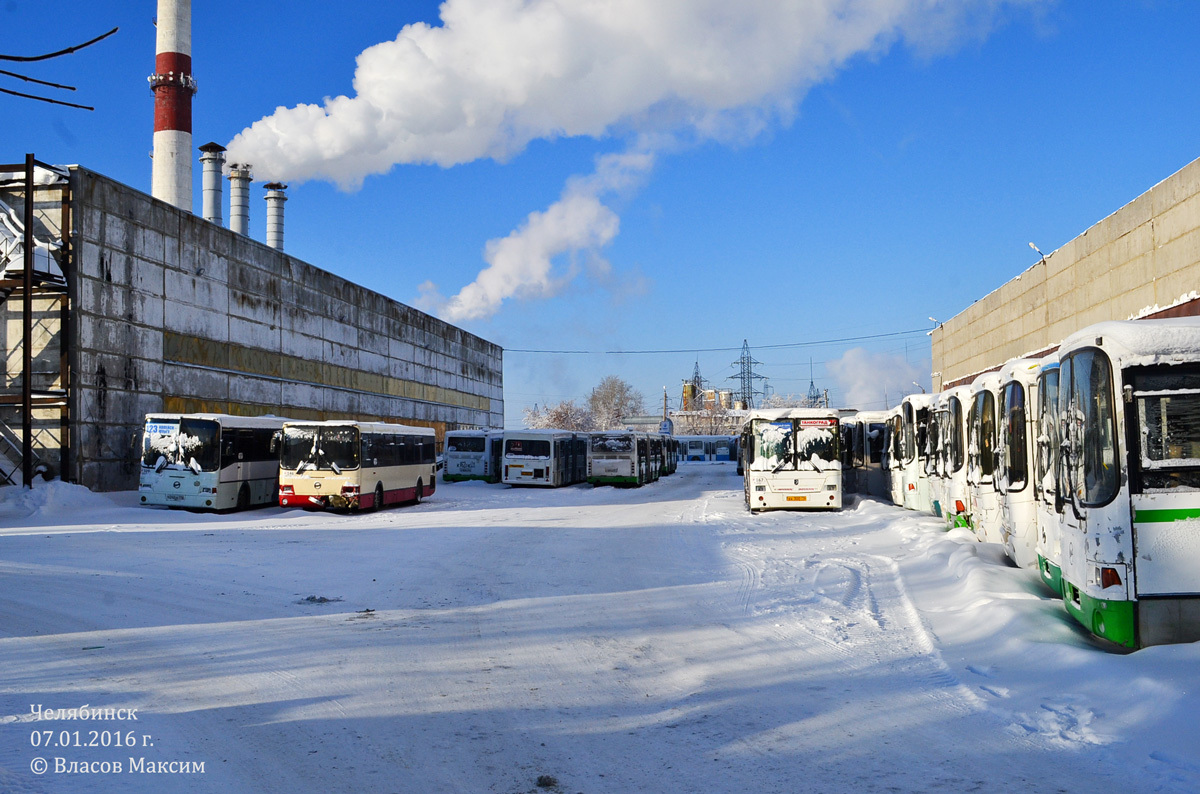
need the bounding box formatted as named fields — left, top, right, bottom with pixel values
left=587, top=431, right=649, bottom=486
left=1033, top=356, right=1064, bottom=596
left=995, top=358, right=1043, bottom=568
left=278, top=420, right=436, bottom=510
left=1054, top=318, right=1200, bottom=648
left=967, top=371, right=1004, bottom=544
left=899, top=393, right=935, bottom=513
left=742, top=408, right=841, bottom=512
left=443, top=429, right=503, bottom=483
left=139, top=413, right=286, bottom=511
left=501, top=430, right=588, bottom=487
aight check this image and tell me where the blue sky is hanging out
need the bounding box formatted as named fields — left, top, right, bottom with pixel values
left=6, top=1, right=1200, bottom=426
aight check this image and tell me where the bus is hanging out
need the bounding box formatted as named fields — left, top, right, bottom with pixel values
left=139, top=413, right=286, bottom=511
left=278, top=420, right=436, bottom=510
left=1034, top=356, right=1064, bottom=596
left=937, top=386, right=973, bottom=529
left=501, top=430, right=587, bottom=487
left=995, top=358, right=1042, bottom=568
left=849, top=410, right=890, bottom=499
left=588, top=431, right=648, bottom=486
left=443, top=429, right=503, bottom=483
left=967, top=371, right=1004, bottom=544
left=899, top=394, right=935, bottom=513
left=1054, top=318, right=1200, bottom=647
left=742, top=408, right=841, bottom=512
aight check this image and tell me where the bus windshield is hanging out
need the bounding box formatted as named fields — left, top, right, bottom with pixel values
left=505, top=438, right=551, bottom=458
left=592, top=435, right=634, bottom=454
left=142, top=418, right=220, bottom=472
left=447, top=436, right=486, bottom=453
left=282, top=426, right=360, bottom=473
left=750, top=418, right=837, bottom=472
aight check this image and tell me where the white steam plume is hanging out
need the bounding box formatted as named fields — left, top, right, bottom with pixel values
left=827, top=347, right=930, bottom=409
left=417, top=151, right=654, bottom=321
left=227, top=0, right=1041, bottom=186
left=227, top=0, right=1043, bottom=319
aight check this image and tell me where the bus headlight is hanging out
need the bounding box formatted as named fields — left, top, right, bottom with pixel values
left=825, top=483, right=837, bottom=491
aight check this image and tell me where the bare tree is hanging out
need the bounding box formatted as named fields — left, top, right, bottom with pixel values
left=522, top=400, right=594, bottom=431
left=760, top=392, right=808, bottom=409
left=1, top=27, right=118, bottom=110
left=588, top=375, right=644, bottom=430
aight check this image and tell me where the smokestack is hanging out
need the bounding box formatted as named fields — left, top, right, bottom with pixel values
left=228, top=164, right=252, bottom=235
left=198, top=142, right=225, bottom=225
left=264, top=183, right=288, bottom=250
left=149, top=0, right=197, bottom=210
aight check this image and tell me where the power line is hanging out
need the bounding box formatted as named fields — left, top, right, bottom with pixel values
left=506, top=328, right=926, bottom=355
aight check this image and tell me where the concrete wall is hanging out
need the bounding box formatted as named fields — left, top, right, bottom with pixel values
left=3, top=166, right=503, bottom=491
left=932, top=156, right=1200, bottom=390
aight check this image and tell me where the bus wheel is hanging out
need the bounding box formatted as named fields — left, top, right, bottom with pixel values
left=236, top=484, right=251, bottom=511
left=374, top=483, right=384, bottom=512
left=415, top=480, right=424, bottom=504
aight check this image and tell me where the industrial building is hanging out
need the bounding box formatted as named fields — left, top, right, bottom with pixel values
left=932, top=155, right=1200, bottom=388
left=0, top=159, right=502, bottom=491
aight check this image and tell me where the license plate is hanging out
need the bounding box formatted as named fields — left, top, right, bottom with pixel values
left=166, top=494, right=184, bottom=502
left=786, top=496, right=807, bottom=502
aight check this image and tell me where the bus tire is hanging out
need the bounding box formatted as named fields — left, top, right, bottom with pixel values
left=236, top=484, right=250, bottom=512
left=374, top=483, right=384, bottom=512
left=415, top=480, right=424, bottom=504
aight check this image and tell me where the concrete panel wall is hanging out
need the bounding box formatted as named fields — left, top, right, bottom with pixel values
left=3, top=166, right=503, bottom=491
left=932, top=156, right=1200, bottom=390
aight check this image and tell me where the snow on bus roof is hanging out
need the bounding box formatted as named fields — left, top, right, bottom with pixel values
left=1059, top=318, right=1200, bottom=367
left=503, top=428, right=581, bottom=437
left=282, top=419, right=435, bottom=436
left=144, top=413, right=287, bottom=429
left=745, top=407, right=838, bottom=421
left=997, top=357, right=1042, bottom=385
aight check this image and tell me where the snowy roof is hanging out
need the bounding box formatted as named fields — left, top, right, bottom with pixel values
left=502, top=429, right=582, bottom=439
left=845, top=409, right=892, bottom=423
left=901, top=393, right=936, bottom=410
left=997, top=358, right=1042, bottom=386
left=1059, top=318, right=1200, bottom=368
left=283, top=419, right=435, bottom=436
left=145, top=413, right=288, bottom=430
left=969, top=369, right=1004, bottom=393
left=744, top=407, right=838, bottom=422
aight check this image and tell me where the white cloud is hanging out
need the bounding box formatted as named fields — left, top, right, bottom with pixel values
left=419, top=149, right=654, bottom=321
left=228, top=0, right=1044, bottom=318
left=227, top=0, right=1042, bottom=186
left=827, top=346, right=930, bottom=410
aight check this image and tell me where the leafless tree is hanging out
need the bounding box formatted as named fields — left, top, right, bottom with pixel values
left=522, top=400, right=594, bottom=431
left=588, top=375, right=644, bottom=430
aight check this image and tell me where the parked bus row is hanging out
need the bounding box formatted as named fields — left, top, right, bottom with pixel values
left=139, top=418, right=436, bottom=512
left=443, top=429, right=680, bottom=487
left=840, top=318, right=1200, bottom=649
left=676, top=435, right=739, bottom=462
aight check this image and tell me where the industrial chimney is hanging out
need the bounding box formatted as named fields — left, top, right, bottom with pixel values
left=149, top=0, right=197, bottom=210
left=228, top=164, right=252, bottom=236
left=198, top=142, right=225, bottom=225
left=264, top=183, right=288, bottom=250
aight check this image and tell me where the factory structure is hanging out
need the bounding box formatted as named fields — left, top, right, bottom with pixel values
left=0, top=0, right=501, bottom=491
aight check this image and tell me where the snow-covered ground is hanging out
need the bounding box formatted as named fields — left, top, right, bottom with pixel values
left=0, top=464, right=1197, bottom=793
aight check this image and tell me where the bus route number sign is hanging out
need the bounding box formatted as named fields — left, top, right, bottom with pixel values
left=146, top=422, right=179, bottom=436
left=798, top=419, right=836, bottom=428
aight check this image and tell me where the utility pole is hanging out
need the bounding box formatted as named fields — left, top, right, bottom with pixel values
left=728, top=339, right=765, bottom=410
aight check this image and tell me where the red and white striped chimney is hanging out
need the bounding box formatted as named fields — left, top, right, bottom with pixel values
left=149, top=0, right=197, bottom=210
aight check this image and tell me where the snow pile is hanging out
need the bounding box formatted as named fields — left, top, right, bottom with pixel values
left=0, top=480, right=117, bottom=520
